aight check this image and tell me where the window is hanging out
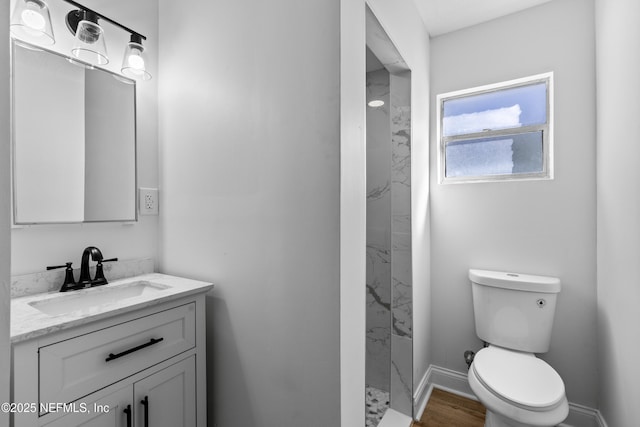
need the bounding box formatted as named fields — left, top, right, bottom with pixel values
left=437, top=73, right=553, bottom=183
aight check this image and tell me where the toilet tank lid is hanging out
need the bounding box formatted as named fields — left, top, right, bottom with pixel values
left=469, top=269, right=561, bottom=293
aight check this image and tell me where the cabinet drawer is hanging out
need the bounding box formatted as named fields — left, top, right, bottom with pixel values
left=39, top=303, right=196, bottom=408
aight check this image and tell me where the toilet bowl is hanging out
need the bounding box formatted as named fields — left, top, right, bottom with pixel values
left=468, top=346, right=568, bottom=427
left=468, top=269, right=569, bottom=427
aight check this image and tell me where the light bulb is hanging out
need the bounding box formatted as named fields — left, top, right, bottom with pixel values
left=127, top=49, right=145, bottom=70
left=10, top=0, right=55, bottom=45
left=121, top=38, right=151, bottom=80
left=21, top=8, right=45, bottom=30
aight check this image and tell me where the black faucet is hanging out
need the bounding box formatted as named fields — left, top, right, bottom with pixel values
left=78, top=246, right=118, bottom=288
left=48, top=247, right=118, bottom=292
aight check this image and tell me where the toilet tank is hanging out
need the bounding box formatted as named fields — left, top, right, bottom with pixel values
left=469, top=269, right=561, bottom=353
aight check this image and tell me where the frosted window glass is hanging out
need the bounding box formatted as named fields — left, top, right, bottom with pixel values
left=445, top=131, right=543, bottom=178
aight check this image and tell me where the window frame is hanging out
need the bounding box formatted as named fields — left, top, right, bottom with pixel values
left=437, top=72, right=554, bottom=184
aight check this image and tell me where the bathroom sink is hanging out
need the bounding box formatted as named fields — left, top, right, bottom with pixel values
left=28, top=281, right=171, bottom=316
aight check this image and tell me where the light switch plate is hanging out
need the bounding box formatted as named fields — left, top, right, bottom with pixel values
left=139, top=188, right=159, bottom=215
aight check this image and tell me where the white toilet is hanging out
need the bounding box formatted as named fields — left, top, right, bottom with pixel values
left=467, top=269, right=569, bottom=427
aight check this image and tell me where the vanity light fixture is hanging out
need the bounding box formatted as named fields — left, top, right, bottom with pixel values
left=10, top=0, right=55, bottom=46
left=368, top=100, right=385, bottom=108
left=63, top=0, right=151, bottom=79
left=11, top=0, right=152, bottom=80
left=121, top=34, right=151, bottom=81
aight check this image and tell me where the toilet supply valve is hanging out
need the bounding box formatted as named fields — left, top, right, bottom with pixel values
left=464, top=350, right=475, bottom=369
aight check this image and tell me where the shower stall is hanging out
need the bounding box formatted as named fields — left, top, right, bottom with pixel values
left=365, top=8, right=413, bottom=425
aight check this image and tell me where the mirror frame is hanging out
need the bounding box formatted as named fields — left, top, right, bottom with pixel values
left=10, top=40, right=138, bottom=225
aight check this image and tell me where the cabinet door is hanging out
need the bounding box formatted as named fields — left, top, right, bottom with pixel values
left=134, top=357, right=196, bottom=427
left=42, top=385, right=132, bottom=427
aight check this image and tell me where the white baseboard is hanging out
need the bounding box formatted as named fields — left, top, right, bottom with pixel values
left=559, top=403, right=608, bottom=427
left=413, top=364, right=477, bottom=419
left=415, top=364, right=608, bottom=427
left=413, top=368, right=431, bottom=418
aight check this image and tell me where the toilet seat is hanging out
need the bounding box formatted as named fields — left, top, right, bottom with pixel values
left=472, top=346, right=565, bottom=410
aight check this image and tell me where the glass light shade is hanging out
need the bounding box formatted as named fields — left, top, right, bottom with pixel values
left=121, top=42, right=152, bottom=81
left=71, top=19, right=109, bottom=66
left=10, top=0, right=55, bottom=46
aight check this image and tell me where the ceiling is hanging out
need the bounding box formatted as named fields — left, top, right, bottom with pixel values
left=411, top=0, right=555, bottom=37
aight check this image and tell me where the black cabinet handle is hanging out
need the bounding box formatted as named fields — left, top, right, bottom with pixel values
left=105, top=338, right=164, bottom=362
left=141, top=396, right=149, bottom=427
left=123, top=404, right=132, bottom=427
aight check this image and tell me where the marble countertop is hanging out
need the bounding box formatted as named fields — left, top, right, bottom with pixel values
left=11, top=273, right=214, bottom=343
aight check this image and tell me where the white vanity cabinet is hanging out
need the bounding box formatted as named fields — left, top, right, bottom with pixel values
left=11, top=286, right=209, bottom=427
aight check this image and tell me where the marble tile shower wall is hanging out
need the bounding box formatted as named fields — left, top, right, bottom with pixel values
left=366, top=68, right=392, bottom=392
left=365, top=68, right=413, bottom=419
left=390, top=94, right=412, bottom=414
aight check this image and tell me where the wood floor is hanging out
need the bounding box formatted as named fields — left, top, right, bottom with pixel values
left=412, top=388, right=486, bottom=427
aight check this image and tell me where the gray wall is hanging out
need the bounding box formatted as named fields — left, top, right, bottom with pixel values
left=429, top=0, right=597, bottom=408
left=157, top=1, right=342, bottom=425
left=1, top=2, right=11, bottom=425
left=158, top=0, right=430, bottom=424
left=595, top=0, right=640, bottom=424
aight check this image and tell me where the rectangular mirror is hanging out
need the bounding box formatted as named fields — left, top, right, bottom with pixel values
left=12, top=41, right=137, bottom=224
